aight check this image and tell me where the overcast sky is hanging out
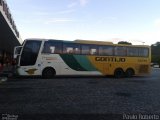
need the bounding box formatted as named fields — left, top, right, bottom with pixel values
left=6, top=0, right=160, bottom=45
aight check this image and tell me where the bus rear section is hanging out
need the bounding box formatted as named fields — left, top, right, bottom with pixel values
left=88, top=55, right=151, bottom=78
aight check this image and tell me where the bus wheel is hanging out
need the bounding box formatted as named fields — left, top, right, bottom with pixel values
left=42, top=67, right=56, bottom=79
left=125, top=68, right=134, bottom=78
left=114, top=68, right=124, bottom=78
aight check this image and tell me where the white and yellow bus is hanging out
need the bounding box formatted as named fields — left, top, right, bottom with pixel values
left=14, top=38, right=151, bottom=78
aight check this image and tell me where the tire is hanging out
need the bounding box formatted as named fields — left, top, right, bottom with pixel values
left=114, top=68, right=124, bottom=78
left=125, top=68, right=134, bottom=78
left=42, top=67, right=56, bottom=79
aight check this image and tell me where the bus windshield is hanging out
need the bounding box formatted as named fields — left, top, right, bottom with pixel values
left=20, top=40, right=42, bottom=66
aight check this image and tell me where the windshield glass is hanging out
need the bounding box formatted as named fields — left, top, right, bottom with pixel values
left=20, top=40, right=41, bottom=66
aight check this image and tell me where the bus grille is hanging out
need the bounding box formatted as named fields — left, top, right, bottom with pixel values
left=139, top=65, right=149, bottom=73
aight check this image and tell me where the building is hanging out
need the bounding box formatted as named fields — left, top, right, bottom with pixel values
left=0, top=0, right=22, bottom=65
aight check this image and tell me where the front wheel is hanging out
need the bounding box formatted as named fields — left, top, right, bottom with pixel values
left=42, top=67, right=56, bottom=79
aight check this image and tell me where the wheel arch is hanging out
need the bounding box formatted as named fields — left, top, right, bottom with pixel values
left=42, top=67, right=56, bottom=78
left=125, top=67, right=135, bottom=77
left=114, top=67, right=124, bottom=78
left=125, top=67, right=135, bottom=75
left=114, top=67, right=124, bottom=72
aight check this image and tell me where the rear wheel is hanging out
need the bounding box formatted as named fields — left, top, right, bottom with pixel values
left=114, top=68, right=124, bottom=78
left=125, top=68, right=134, bottom=78
left=42, top=67, right=56, bottom=79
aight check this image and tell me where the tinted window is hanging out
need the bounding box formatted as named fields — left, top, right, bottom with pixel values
left=42, top=41, right=62, bottom=54
left=139, top=48, right=149, bottom=57
left=114, top=46, right=126, bottom=56
left=81, top=45, right=98, bottom=55
left=90, top=45, right=98, bottom=55
left=127, top=47, right=139, bottom=56
left=63, top=43, right=80, bottom=54
left=81, top=45, right=90, bottom=55
left=20, top=40, right=41, bottom=66
left=99, top=46, right=113, bottom=56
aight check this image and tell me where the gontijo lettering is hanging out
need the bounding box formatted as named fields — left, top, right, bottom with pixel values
left=95, top=57, right=126, bottom=62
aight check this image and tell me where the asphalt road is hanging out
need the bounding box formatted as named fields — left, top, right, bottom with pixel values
left=0, top=68, right=160, bottom=120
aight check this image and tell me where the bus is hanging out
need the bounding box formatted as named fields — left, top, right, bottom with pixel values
left=14, top=38, right=151, bottom=78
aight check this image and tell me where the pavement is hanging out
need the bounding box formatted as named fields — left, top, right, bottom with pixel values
left=0, top=77, right=7, bottom=83
left=0, top=68, right=160, bottom=120
left=0, top=65, right=14, bottom=83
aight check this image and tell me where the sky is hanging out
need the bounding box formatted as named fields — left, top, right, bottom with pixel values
left=6, top=0, right=160, bottom=45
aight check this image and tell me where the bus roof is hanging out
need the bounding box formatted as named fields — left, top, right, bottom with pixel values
left=115, top=43, right=150, bottom=47
left=24, top=38, right=150, bottom=47
left=75, top=39, right=113, bottom=45
left=74, top=40, right=150, bottom=47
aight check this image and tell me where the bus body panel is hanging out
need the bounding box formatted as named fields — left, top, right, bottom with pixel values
left=17, top=54, right=102, bottom=76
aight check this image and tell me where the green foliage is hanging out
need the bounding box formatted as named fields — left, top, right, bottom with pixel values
left=152, top=55, right=160, bottom=62
left=151, top=42, right=160, bottom=67
left=118, top=41, right=132, bottom=45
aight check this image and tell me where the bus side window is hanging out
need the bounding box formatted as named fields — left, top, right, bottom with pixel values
left=99, top=46, right=113, bottom=56
left=127, top=47, right=138, bottom=56
left=42, top=42, right=51, bottom=53
left=42, top=41, right=62, bottom=54
left=114, top=46, right=126, bottom=56
left=89, top=45, right=97, bottom=55
left=81, top=45, right=90, bottom=55
left=139, top=48, right=149, bottom=57
left=50, top=46, right=55, bottom=53
left=67, top=47, right=73, bottom=54
left=63, top=43, right=80, bottom=54
left=74, top=48, right=80, bottom=54
left=90, top=48, right=97, bottom=55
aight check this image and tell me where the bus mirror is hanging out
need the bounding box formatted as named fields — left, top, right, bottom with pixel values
left=14, top=46, right=22, bottom=59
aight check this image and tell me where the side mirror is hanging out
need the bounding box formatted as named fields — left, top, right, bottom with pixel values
left=14, top=46, right=22, bottom=59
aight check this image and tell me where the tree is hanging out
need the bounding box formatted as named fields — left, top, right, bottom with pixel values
left=118, top=41, right=132, bottom=45
left=151, top=42, right=160, bottom=67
